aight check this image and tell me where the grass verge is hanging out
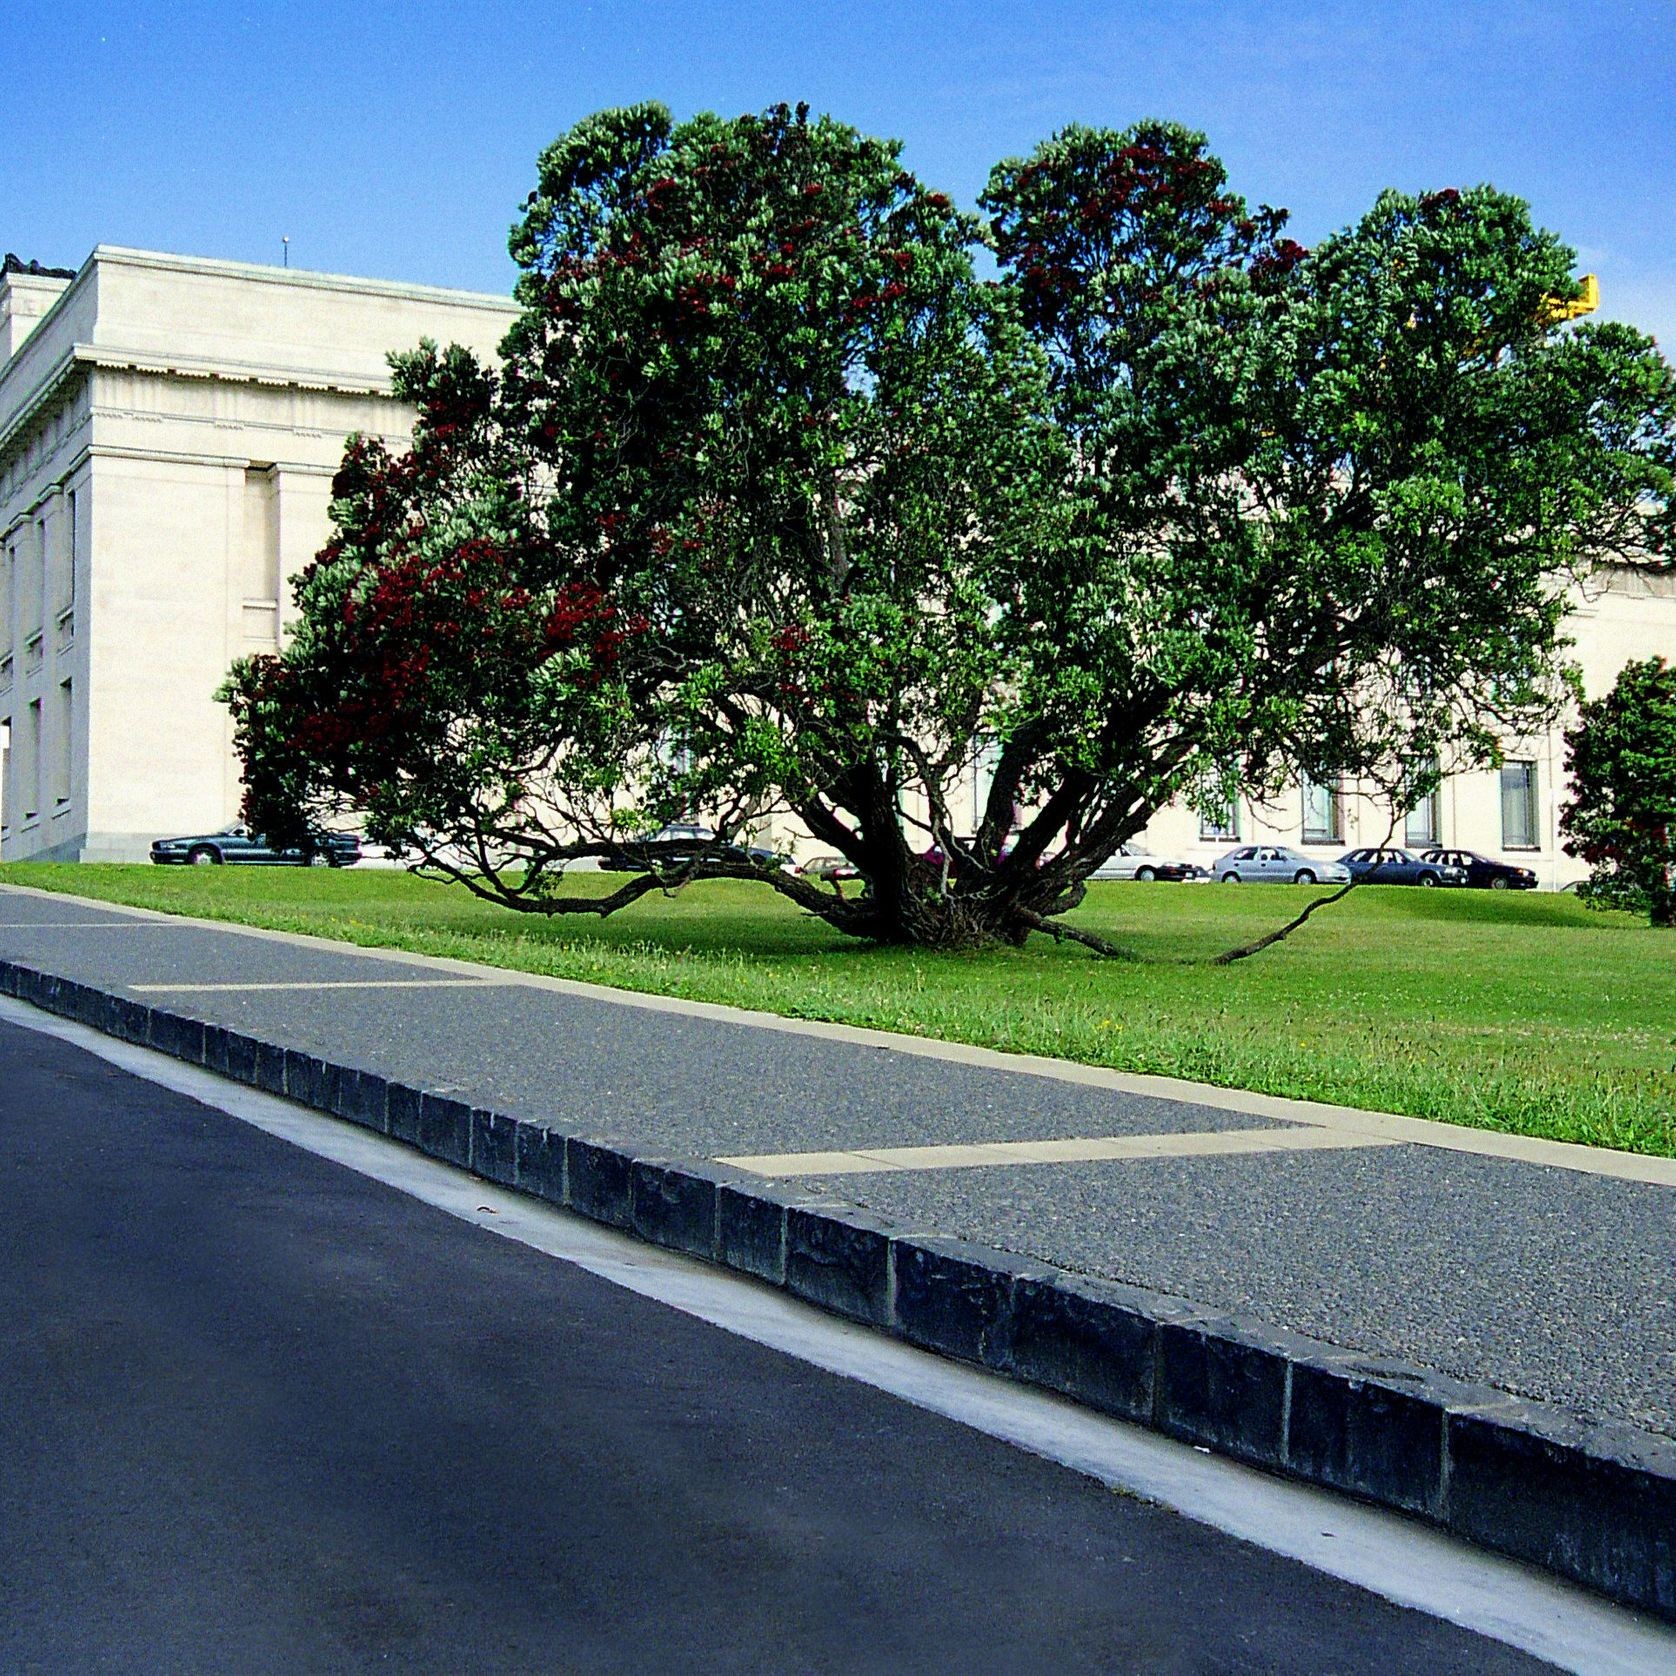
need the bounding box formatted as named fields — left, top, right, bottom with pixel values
left=3, top=862, right=1672, bottom=1157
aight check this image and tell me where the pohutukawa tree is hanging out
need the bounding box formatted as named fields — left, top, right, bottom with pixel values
left=222, top=104, right=1676, bottom=951
left=1561, top=657, right=1676, bottom=927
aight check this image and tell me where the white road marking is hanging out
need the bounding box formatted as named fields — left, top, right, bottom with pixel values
left=1, top=994, right=1667, bottom=1676
left=126, top=978, right=506, bottom=993
left=0, top=920, right=181, bottom=929
left=722, top=1125, right=1404, bottom=1177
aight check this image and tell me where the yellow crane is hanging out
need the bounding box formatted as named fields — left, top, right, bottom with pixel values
left=1537, top=272, right=1599, bottom=324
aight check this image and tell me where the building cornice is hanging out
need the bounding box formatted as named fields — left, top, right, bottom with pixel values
left=2, top=342, right=412, bottom=465
left=89, top=245, right=518, bottom=316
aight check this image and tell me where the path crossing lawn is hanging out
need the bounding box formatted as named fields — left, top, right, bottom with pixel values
left=4, top=864, right=1671, bottom=1157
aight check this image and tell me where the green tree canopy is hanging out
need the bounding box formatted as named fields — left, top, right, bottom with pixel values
left=222, top=106, right=1676, bottom=952
left=1562, top=657, right=1676, bottom=926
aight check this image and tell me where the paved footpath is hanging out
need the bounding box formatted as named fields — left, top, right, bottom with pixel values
left=0, top=884, right=1669, bottom=1615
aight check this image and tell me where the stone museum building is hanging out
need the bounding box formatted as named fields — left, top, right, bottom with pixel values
left=0, top=247, right=515, bottom=862
left=1, top=244, right=1671, bottom=883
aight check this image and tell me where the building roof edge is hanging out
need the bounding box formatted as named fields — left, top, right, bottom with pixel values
left=88, top=245, right=518, bottom=313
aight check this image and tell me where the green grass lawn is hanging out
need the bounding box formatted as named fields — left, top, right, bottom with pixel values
left=4, top=862, right=1673, bottom=1157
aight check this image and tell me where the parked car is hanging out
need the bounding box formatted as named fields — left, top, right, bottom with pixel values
left=609, top=823, right=791, bottom=873
left=921, top=836, right=1020, bottom=874
left=798, top=853, right=861, bottom=882
left=1210, top=845, right=1352, bottom=885
left=1088, top=843, right=1203, bottom=882
left=1419, top=848, right=1538, bottom=891
left=150, top=823, right=360, bottom=867
left=1337, top=846, right=1468, bottom=887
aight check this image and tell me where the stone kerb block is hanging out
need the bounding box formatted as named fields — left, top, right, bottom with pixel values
left=785, top=1205, right=898, bottom=1328
left=1156, top=1313, right=1297, bottom=1470
left=469, top=1108, right=518, bottom=1185
left=1286, top=1354, right=1456, bottom=1518
left=565, top=1138, right=634, bottom=1229
left=417, top=1092, right=473, bottom=1169
left=148, top=1008, right=206, bottom=1065
left=283, top=1049, right=331, bottom=1112
left=630, top=1158, right=720, bottom=1261
left=1002, top=1272, right=1171, bottom=1424
left=221, top=1031, right=262, bottom=1088
left=514, top=1121, right=566, bottom=1206
left=386, top=1082, right=423, bottom=1146
left=251, top=1039, right=288, bottom=1098
left=1444, top=1398, right=1676, bottom=1617
left=715, top=1176, right=835, bottom=1286
left=331, top=1067, right=389, bottom=1134
left=893, top=1235, right=1053, bottom=1368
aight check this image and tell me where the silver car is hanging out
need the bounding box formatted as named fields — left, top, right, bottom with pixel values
left=1210, top=845, right=1351, bottom=885
left=1088, top=843, right=1202, bottom=882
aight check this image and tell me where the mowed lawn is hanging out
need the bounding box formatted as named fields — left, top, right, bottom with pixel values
left=4, top=863, right=1673, bottom=1158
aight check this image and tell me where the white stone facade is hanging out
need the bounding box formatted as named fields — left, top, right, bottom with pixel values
left=1126, top=564, right=1676, bottom=890
left=0, top=248, right=516, bottom=861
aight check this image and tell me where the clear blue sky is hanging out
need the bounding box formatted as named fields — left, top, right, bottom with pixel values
left=8, top=0, right=1675, bottom=345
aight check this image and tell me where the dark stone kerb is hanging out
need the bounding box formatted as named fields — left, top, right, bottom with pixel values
left=786, top=1203, right=900, bottom=1328
left=629, top=1157, right=722, bottom=1261
left=1444, top=1397, right=1676, bottom=1618
left=892, top=1234, right=1060, bottom=1370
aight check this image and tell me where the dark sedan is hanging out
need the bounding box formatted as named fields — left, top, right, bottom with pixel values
left=608, top=823, right=792, bottom=873
left=1337, top=846, right=1467, bottom=887
left=1420, top=848, right=1539, bottom=890
left=150, top=824, right=361, bottom=867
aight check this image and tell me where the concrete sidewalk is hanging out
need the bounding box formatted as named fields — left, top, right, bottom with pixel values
left=1, top=881, right=1671, bottom=1617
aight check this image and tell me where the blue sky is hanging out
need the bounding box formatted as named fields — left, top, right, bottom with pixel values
left=8, top=1, right=1675, bottom=344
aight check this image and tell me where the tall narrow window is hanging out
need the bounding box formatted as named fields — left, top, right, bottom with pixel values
left=53, top=679, right=72, bottom=807
left=23, top=698, right=41, bottom=821
left=34, top=518, right=48, bottom=634
left=1200, top=795, right=1239, bottom=842
left=1500, top=761, right=1539, bottom=849
left=1405, top=787, right=1439, bottom=846
left=1301, top=776, right=1341, bottom=844
left=59, top=490, right=77, bottom=614
left=20, top=524, right=43, bottom=638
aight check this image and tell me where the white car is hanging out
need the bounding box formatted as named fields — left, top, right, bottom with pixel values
left=1088, top=843, right=1203, bottom=882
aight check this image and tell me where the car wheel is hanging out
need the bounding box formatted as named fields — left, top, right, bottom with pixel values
left=1419, top=872, right=1439, bottom=887
left=1136, top=866, right=1157, bottom=882
left=308, top=852, right=332, bottom=867
left=1293, top=869, right=1316, bottom=885
left=187, top=846, right=221, bottom=866
left=1490, top=876, right=1509, bottom=890
left=1221, top=872, right=1240, bottom=884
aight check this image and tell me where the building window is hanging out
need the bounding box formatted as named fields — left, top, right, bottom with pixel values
left=1405, top=786, right=1440, bottom=847
left=1199, top=792, right=1239, bottom=842
left=53, top=679, right=72, bottom=807
left=1301, top=775, right=1340, bottom=845
left=1500, top=760, right=1540, bottom=849
left=23, top=698, right=41, bottom=821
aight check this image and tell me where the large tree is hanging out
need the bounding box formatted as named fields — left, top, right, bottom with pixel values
left=223, top=107, right=1676, bottom=951
left=1561, top=657, right=1676, bottom=926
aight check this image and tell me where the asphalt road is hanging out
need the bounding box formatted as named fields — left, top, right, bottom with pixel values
left=0, top=1015, right=1558, bottom=1675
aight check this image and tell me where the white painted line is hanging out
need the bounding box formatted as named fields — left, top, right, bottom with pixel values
left=722, top=1125, right=1405, bottom=1177
left=2, top=881, right=1673, bottom=1188
left=126, top=978, right=507, bottom=994
left=2, top=993, right=1668, bottom=1676
left=0, top=920, right=183, bottom=929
